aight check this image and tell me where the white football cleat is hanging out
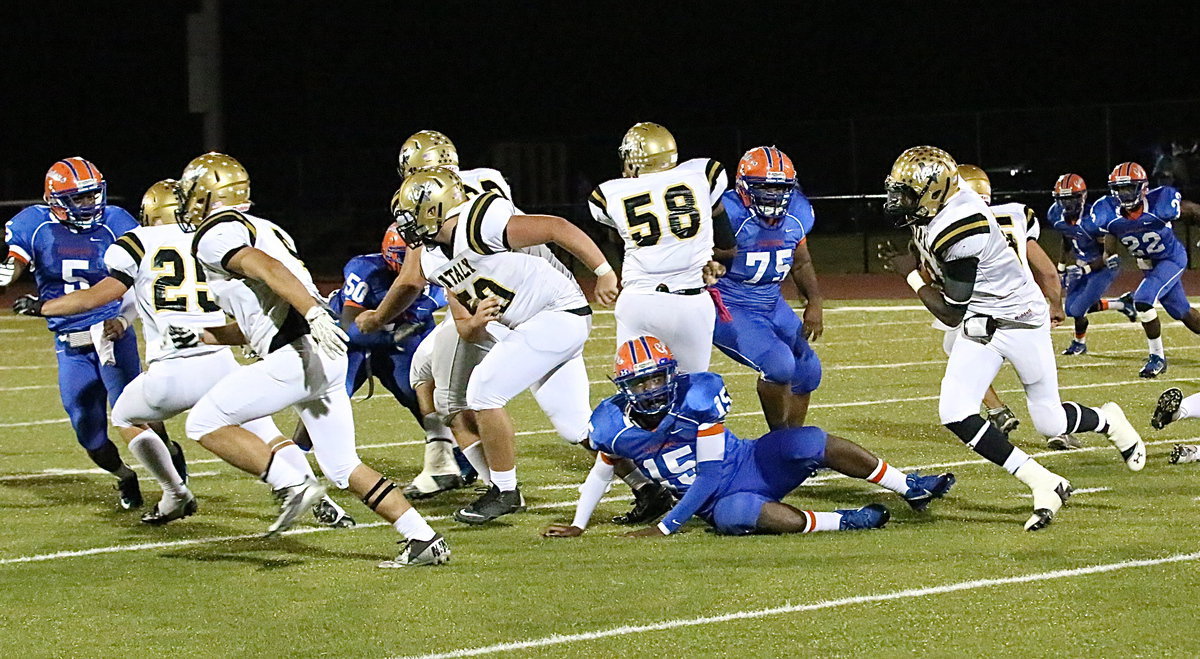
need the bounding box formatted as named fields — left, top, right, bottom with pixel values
left=1100, top=402, right=1146, bottom=471
left=266, top=476, right=326, bottom=537
left=1015, top=460, right=1072, bottom=531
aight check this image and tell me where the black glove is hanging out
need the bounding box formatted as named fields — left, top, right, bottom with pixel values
left=13, top=295, right=43, bottom=317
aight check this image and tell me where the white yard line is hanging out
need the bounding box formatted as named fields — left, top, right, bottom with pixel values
left=392, top=550, right=1200, bottom=659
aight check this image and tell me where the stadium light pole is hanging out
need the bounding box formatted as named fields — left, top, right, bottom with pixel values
left=187, top=0, right=224, bottom=151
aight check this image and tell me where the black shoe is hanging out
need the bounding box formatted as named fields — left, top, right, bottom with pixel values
left=117, top=475, right=143, bottom=510
left=1152, top=387, right=1184, bottom=430
left=165, top=439, right=189, bottom=485
left=612, top=482, right=675, bottom=525
left=141, top=494, right=198, bottom=526
left=453, top=485, right=524, bottom=525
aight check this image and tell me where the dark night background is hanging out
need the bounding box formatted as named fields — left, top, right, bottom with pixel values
left=2, top=3, right=1198, bottom=274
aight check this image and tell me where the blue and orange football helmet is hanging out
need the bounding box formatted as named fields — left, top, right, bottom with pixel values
left=1108, top=162, right=1148, bottom=211
left=736, top=146, right=797, bottom=223
left=1052, top=173, right=1088, bottom=221
left=43, top=157, right=107, bottom=229
left=381, top=222, right=407, bottom=272
left=613, top=336, right=678, bottom=415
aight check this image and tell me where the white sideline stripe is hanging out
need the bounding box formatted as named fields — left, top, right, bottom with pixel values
left=394, top=550, right=1200, bottom=659
left=0, top=495, right=633, bottom=566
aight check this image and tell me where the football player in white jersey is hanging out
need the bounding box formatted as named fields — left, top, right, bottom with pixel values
left=884, top=146, right=1145, bottom=531
left=366, top=131, right=675, bottom=523
left=171, top=153, right=447, bottom=567
left=588, top=122, right=736, bottom=373
left=24, top=179, right=355, bottom=528
left=388, top=166, right=619, bottom=525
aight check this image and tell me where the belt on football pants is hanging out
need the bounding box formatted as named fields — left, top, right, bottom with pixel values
left=57, top=330, right=95, bottom=349
left=565, top=305, right=592, bottom=316
left=654, top=284, right=704, bottom=296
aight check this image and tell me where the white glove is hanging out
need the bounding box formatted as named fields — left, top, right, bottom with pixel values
left=164, top=324, right=202, bottom=351
left=305, top=306, right=348, bottom=359
left=0, top=257, right=16, bottom=288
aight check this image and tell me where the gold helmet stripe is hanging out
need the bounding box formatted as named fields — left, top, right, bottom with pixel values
left=465, top=191, right=502, bottom=256
left=931, top=214, right=990, bottom=257
left=114, top=232, right=146, bottom=263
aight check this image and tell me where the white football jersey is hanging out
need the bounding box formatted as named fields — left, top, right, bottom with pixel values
left=425, top=191, right=588, bottom=328
left=192, top=210, right=322, bottom=357
left=912, top=189, right=1047, bottom=325
left=457, top=167, right=574, bottom=280
left=989, top=201, right=1041, bottom=266
left=105, top=224, right=227, bottom=363
left=589, top=157, right=727, bottom=292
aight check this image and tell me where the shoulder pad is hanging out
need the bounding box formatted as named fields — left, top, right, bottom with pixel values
left=931, top=213, right=990, bottom=259
left=192, top=208, right=256, bottom=257
left=112, top=230, right=147, bottom=264
left=678, top=372, right=728, bottom=423
left=463, top=190, right=506, bottom=255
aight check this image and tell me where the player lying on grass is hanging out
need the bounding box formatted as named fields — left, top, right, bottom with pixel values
left=544, top=336, right=954, bottom=538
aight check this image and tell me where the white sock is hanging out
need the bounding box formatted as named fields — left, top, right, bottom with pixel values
left=462, top=442, right=491, bottom=485
left=1107, top=298, right=1126, bottom=311
left=1178, top=394, right=1200, bottom=421
left=1002, top=446, right=1031, bottom=475
left=262, top=454, right=305, bottom=490
left=127, top=429, right=188, bottom=499
left=866, top=459, right=909, bottom=495
left=1013, top=459, right=1057, bottom=488
left=491, top=467, right=517, bottom=492
left=808, top=511, right=842, bottom=532
left=273, top=441, right=317, bottom=479
left=423, top=413, right=453, bottom=442
left=393, top=507, right=436, bottom=542
left=1149, top=337, right=1165, bottom=358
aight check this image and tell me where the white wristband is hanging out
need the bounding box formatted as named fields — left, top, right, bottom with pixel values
left=906, top=270, right=925, bottom=294
left=593, top=262, right=613, bottom=277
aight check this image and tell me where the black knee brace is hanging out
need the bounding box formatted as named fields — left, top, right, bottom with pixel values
left=945, top=415, right=1015, bottom=467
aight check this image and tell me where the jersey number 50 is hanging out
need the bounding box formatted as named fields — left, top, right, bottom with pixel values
left=621, top=184, right=701, bottom=247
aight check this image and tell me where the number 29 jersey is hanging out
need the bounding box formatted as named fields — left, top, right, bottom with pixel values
left=104, top=223, right=227, bottom=363
left=424, top=191, right=588, bottom=328
left=588, top=158, right=727, bottom=293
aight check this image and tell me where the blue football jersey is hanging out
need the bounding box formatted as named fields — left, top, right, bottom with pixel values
left=1047, top=200, right=1104, bottom=263
left=588, top=372, right=752, bottom=529
left=713, top=188, right=814, bottom=311
left=4, top=204, right=138, bottom=333
left=329, top=253, right=446, bottom=323
left=1091, top=186, right=1184, bottom=262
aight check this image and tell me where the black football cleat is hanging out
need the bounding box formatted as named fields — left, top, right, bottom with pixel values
left=141, top=494, right=198, bottom=526
left=1152, top=388, right=1184, bottom=430
left=453, top=485, right=524, bottom=525
left=116, top=475, right=143, bottom=510
left=612, top=482, right=675, bottom=525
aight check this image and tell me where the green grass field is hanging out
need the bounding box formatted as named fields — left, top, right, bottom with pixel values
left=3, top=303, right=1200, bottom=658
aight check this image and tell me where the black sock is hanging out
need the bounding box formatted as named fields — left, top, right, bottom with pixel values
left=86, top=441, right=133, bottom=478
left=1063, top=402, right=1107, bottom=434
left=945, top=416, right=1016, bottom=467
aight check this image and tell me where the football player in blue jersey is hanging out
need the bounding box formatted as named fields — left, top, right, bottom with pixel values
left=544, top=336, right=954, bottom=538
left=2, top=158, right=149, bottom=508
left=1092, top=162, right=1200, bottom=377
left=711, top=146, right=823, bottom=429
left=1049, top=173, right=1136, bottom=356
left=312, top=223, right=472, bottom=498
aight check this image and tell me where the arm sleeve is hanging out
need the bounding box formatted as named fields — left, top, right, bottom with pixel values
left=657, top=429, right=725, bottom=535
left=712, top=200, right=736, bottom=251
left=588, top=185, right=616, bottom=229
left=570, top=453, right=616, bottom=529
left=195, top=220, right=254, bottom=274
left=941, top=256, right=979, bottom=307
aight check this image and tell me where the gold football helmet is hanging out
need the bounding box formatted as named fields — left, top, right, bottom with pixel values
left=619, top=122, right=678, bottom=177
left=397, top=130, right=459, bottom=178
left=139, top=179, right=180, bottom=227
left=884, top=146, right=959, bottom=226
left=957, top=164, right=991, bottom=204
left=390, top=166, right=466, bottom=246
left=176, top=152, right=250, bottom=232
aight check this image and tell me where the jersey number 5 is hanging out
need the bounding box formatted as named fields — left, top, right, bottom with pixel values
left=621, top=184, right=701, bottom=247
left=152, top=248, right=220, bottom=313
